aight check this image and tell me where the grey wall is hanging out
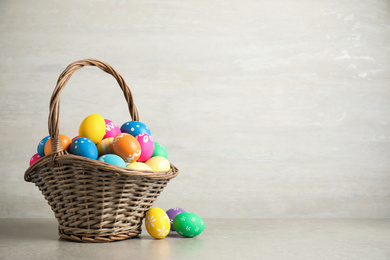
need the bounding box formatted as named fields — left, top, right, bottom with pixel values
left=1, top=0, right=389, bottom=218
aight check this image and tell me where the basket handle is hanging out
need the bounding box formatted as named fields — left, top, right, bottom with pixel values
left=48, top=58, right=139, bottom=155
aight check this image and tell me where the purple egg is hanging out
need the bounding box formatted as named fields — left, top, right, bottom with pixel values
left=166, top=207, right=186, bottom=231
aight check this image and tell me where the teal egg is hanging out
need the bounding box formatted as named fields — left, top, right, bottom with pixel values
left=37, top=136, right=50, bottom=157
left=152, top=142, right=168, bottom=158
left=98, top=154, right=126, bottom=167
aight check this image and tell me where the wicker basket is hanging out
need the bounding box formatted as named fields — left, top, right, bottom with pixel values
left=24, top=59, right=179, bottom=242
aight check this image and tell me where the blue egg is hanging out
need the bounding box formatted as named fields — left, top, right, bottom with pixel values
left=98, top=154, right=126, bottom=167
left=69, top=137, right=98, bottom=160
left=120, top=121, right=151, bottom=137
left=37, top=136, right=50, bottom=157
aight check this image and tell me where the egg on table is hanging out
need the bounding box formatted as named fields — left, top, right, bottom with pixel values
left=145, top=207, right=171, bottom=239
left=173, top=212, right=205, bottom=238
left=166, top=208, right=186, bottom=231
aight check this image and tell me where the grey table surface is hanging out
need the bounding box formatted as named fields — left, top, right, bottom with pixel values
left=1, top=218, right=389, bottom=260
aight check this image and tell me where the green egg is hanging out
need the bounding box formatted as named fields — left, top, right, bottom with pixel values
left=173, top=212, right=205, bottom=237
left=152, top=142, right=168, bottom=158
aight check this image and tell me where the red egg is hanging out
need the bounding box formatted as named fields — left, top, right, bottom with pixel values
left=112, top=133, right=141, bottom=163
left=29, top=153, right=41, bottom=166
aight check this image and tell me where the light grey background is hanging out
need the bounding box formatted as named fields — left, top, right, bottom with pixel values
left=1, top=0, right=389, bottom=219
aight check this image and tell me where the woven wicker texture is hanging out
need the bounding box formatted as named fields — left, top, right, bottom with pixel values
left=24, top=59, right=179, bottom=242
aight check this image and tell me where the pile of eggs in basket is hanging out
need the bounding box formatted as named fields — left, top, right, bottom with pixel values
left=29, top=114, right=170, bottom=171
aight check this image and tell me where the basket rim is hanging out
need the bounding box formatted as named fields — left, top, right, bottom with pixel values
left=25, top=152, right=179, bottom=182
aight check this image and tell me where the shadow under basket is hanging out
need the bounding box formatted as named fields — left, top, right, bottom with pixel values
left=24, top=59, right=179, bottom=242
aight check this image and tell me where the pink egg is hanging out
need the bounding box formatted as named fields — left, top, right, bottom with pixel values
left=30, top=153, right=41, bottom=166
left=103, top=119, right=121, bottom=139
left=136, top=133, right=155, bottom=162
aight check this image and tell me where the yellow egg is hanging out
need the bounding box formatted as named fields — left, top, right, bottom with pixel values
left=145, top=156, right=170, bottom=172
left=145, top=207, right=171, bottom=239
left=79, top=114, right=106, bottom=144
left=126, top=162, right=152, bottom=171
left=96, top=137, right=114, bottom=157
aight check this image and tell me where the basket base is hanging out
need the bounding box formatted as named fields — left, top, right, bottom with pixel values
left=58, top=229, right=141, bottom=243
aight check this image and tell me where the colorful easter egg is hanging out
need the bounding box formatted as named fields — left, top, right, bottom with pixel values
left=145, top=156, right=170, bottom=172
left=166, top=208, right=186, bottom=231
left=145, top=207, right=171, bottom=239
left=29, top=153, right=41, bottom=166
left=173, top=212, right=205, bottom=238
left=96, top=137, right=114, bottom=157
left=152, top=142, right=167, bottom=159
left=98, top=154, right=126, bottom=167
left=126, top=162, right=152, bottom=171
left=69, top=137, right=98, bottom=160
left=44, top=134, right=72, bottom=155
left=112, top=133, right=141, bottom=163
left=136, top=133, right=154, bottom=162
left=103, top=119, right=121, bottom=139
left=71, top=136, right=79, bottom=141
left=121, top=121, right=151, bottom=137
left=79, top=114, right=106, bottom=144
left=37, top=136, right=50, bottom=157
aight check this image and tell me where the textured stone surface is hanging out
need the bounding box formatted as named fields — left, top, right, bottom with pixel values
left=0, top=0, right=390, bottom=218
left=1, top=218, right=390, bottom=260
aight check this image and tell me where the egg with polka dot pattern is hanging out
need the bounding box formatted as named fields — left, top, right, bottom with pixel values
left=69, top=137, right=98, bottom=160
left=120, top=121, right=151, bottom=137
left=30, top=153, right=41, bottom=166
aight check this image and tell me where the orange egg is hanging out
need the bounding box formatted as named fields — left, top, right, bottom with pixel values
left=44, top=134, right=72, bottom=155
left=112, top=133, right=141, bottom=163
